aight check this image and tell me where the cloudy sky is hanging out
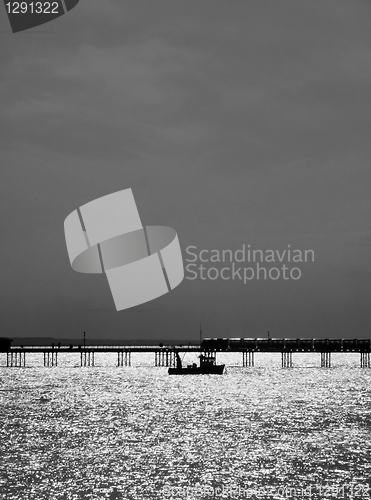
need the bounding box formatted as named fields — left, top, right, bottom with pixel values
left=1, top=0, right=371, bottom=341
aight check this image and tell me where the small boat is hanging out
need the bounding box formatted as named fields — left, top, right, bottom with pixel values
left=168, top=350, right=225, bottom=375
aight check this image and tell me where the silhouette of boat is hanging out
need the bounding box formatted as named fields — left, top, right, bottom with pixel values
left=168, top=350, right=225, bottom=375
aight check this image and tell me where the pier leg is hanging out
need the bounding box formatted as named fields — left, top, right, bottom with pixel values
left=80, top=351, right=94, bottom=367
left=79, top=351, right=94, bottom=367
left=243, top=351, right=254, bottom=367
left=321, top=352, right=331, bottom=368
left=282, top=352, right=293, bottom=368
left=43, top=351, right=57, bottom=367
left=7, top=352, right=26, bottom=367
left=118, top=350, right=126, bottom=367
left=51, top=352, right=57, bottom=367
left=167, top=350, right=173, bottom=367
left=157, top=350, right=169, bottom=367
left=118, top=350, right=127, bottom=367
left=360, top=352, right=370, bottom=368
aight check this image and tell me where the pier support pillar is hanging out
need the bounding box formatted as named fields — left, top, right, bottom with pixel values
left=154, top=350, right=176, bottom=367
left=282, top=351, right=293, bottom=368
left=80, top=351, right=95, bottom=367
left=242, top=350, right=254, bottom=367
left=321, top=352, right=331, bottom=368
left=6, top=351, right=26, bottom=367
left=43, top=351, right=58, bottom=367
left=360, top=352, right=370, bottom=368
left=169, top=351, right=176, bottom=367
left=118, top=350, right=131, bottom=367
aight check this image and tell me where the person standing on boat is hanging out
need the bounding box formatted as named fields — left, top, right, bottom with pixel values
left=174, top=348, right=182, bottom=369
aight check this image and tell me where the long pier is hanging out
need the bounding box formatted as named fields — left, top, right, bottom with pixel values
left=2, top=346, right=200, bottom=368
left=205, top=337, right=371, bottom=368
left=1, top=338, right=371, bottom=368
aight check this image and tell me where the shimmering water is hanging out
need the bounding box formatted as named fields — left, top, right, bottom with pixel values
left=1, top=352, right=371, bottom=499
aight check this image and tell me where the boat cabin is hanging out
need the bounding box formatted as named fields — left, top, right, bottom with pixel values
left=199, top=354, right=216, bottom=367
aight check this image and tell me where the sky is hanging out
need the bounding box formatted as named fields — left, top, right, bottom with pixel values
left=1, top=0, right=371, bottom=341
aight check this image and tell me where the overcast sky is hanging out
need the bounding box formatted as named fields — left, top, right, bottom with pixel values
left=1, top=0, right=371, bottom=341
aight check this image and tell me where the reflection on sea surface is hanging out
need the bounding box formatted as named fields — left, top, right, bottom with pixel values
left=1, top=352, right=371, bottom=499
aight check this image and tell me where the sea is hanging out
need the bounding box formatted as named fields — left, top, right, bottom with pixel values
left=1, top=351, right=371, bottom=500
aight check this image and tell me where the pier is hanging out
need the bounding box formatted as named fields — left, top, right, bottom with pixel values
left=1, top=345, right=199, bottom=369
left=1, top=338, right=371, bottom=369
left=203, top=337, right=371, bottom=369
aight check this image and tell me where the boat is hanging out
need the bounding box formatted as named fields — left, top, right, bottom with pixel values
left=168, top=350, right=225, bottom=375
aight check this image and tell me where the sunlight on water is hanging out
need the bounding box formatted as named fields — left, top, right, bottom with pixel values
left=1, top=352, right=371, bottom=499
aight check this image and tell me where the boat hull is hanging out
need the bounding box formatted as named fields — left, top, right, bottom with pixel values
left=168, top=364, right=225, bottom=375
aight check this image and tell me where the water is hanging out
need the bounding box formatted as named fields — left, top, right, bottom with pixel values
left=1, top=352, right=371, bottom=499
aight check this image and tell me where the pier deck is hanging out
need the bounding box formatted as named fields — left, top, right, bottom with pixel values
left=1, top=338, right=371, bottom=368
